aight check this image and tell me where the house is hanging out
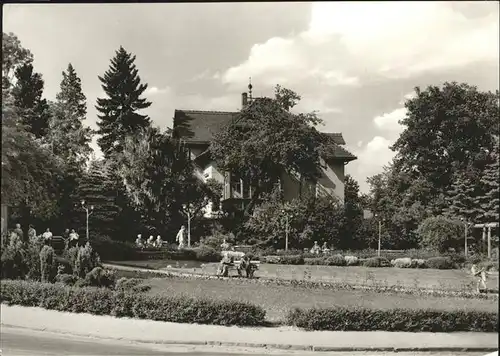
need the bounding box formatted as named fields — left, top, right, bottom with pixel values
left=172, top=92, right=357, bottom=217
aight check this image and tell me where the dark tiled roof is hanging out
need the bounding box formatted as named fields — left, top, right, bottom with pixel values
left=173, top=109, right=356, bottom=162
left=322, top=132, right=346, bottom=145
left=173, top=110, right=237, bottom=143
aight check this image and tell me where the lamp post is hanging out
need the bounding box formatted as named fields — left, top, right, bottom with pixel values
left=187, top=210, right=191, bottom=248
left=460, top=218, right=468, bottom=257
left=81, top=200, right=94, bottom=242
left=282, top=209, right=290, bottom=251
left=374, top=214, right=383, bottom=257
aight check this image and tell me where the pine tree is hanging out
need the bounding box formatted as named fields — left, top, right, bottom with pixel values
left=49, top=63, right=93, bottom=166
left=96, top=47, right=151, bottom=157
left=74, top=159, right=122, bottom=239
left=444, top=167, right=483, bottom=223
left=478, top=149, right=499, bottom=222
left=12, top=63, right=50, bottom=138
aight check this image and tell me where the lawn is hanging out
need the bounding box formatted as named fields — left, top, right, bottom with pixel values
left=142, top=276, right=499, bottom=323
left=109, top=259, right=500, bottom=291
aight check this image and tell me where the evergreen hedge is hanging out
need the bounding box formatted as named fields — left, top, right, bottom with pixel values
left=0, top=279, right=266, bottom=326
left=286, top=306, right=498, bottom=332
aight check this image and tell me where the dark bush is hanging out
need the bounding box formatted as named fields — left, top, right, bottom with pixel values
left=55, top=273, right=78, bottom=286
left=164, top=249, right=198, bottom=261
left=324, top=254, right=346, bottom=266
left=304, top=257, right=325, bottom=265
left=279, top=255, right=305, bottom=265
left=194, top=246, right=221, bottom=262
left=40, top=245, right=57, bottom=283
left=426, top=257, right=453, bottom=270
left=0, top=279, right=266, bottom=326
left=91, top=235, right=137, bottom=261
left=286, top=307, right=498, bottom=332
left=84, top=267, right=116, bottom=288
left=362, top=257, right=390, bottom=267
left=115, top=277, right=151, bottom=293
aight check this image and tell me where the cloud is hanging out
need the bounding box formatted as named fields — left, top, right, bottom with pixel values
left=145, top=86, right=171, bottom=96
left=219, top=2, right=498, bottom=89
left=353, top=94, right=411, bottom=191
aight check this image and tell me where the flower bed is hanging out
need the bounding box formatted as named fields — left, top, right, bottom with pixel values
left=0, top=279, right=266, bottom=327
left=286, top=306, right=498, bottom=332
left=107, top=265, right=499, bottom=300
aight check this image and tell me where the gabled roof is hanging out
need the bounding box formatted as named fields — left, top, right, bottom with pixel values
left=173, top=110, right=237, bottom=143
left=173, top=109, right=356, bottom=162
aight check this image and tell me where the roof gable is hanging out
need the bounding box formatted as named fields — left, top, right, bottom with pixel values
left=173, top=109, right=356, bottom=162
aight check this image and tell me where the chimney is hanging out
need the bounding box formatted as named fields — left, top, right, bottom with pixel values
left=241, top=92, right=248, bottom=108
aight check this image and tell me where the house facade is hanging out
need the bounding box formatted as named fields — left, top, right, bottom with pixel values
left=172, top=93, right=357, bottom=218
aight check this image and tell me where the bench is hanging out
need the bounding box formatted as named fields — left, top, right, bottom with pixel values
left=217, top=260, right=260, bottom=278
left=50, top=236, right=66, bottom=254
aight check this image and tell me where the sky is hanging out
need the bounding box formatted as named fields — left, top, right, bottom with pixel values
left=3, top=2, right=499, bottom=193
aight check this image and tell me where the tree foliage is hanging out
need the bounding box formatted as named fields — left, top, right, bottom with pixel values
left=2, top=32, right=33, bottom=91
left=118, top=127, right=221, bottom=236
left=210, top=85, right=324, bottom=217
left=417, top=216, right=463, bottom=253
left=49, top=63, right=93, bottom=166
left=12, top=63, right=51, bottom=139
left=96, top=46, right=151, bottom=157
left=365, top=82, right=499, bottom=248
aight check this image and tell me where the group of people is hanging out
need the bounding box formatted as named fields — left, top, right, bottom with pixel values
left=218, top=253, right=256, bottom=278
left=135, top=234, right=164, bottom=249
left=10, top=223, right=81, bottom=247
left=135, top=225, right=187, bottom=250
left=310, top=241, right=330, bottom=254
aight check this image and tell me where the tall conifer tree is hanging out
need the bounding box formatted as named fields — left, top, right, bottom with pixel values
left=96, top=47, right=151, bottom=157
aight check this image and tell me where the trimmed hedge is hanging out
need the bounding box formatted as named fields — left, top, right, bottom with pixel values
left=362, top=257, right=390, bottom=267
left=0, top=279, right=266, bottom=326
left=286, top=307, right=498, bottom=332
left=426, top=257, right=453, bottom=270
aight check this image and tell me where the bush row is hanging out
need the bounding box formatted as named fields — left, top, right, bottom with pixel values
left=262, top=254, right=498, bottom=270
left=286, top=307, right=498, bottom=332
left=0, top=279, right=266, bottom=326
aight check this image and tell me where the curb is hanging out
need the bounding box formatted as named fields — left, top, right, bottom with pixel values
left=3, top=324, right=498, bottom=353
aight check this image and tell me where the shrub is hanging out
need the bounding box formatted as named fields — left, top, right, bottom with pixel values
left=391, top=257, right=412, bottom=268
left=40, top=246, right=57, bottom=283
left=263, top=255, right=282, bottom=264
left=0, top=279, right=266, bottom=326
left=25, top=236, right=44, bottom=280
left=362, top=257, right=389, bottom=267
left=84, top=267, right=116, bottom=288
left=0, top=233, right=26, bottom=279
left=417, top=216, right=462, bottom=253
left=304, top=257, right=324, bottom=265
left=55, top=273, right=78, bottom=286
left=279, top=255, right=305, bottom=265
left=91, top=235, right=137, bottom=261
left=74, top=243, right=102, bottom=278
left=286, top=307, right=498, bottom=332
left=324, top=254, right=346, bottom=266
left=344, top=255, right=358, bottom=266
left=426, top=256, right=453, bottom=270
left=412, top=259, right=427, bottom=269
left=194, top=246, right=221, bottom=262
left=164, top=249, right=197, bottom=261
left=115, top=277, right=151, bottom=293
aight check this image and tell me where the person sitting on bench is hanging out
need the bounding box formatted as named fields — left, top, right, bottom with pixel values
left=219, top=254, right=234, bottom=277
left=237, top=255, right=255, bottom=278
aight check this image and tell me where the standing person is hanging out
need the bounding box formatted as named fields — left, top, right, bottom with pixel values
left=471, top=264, right=488, bottom=293
left=176, top=225, right=186, bottom=250
left=28, top=224, right=37, bottom=241
left=69, top=229, right=79, bottom=247
left=13, top=223, right=24, bottom=242
left=42, top=228, right=53, bottom=246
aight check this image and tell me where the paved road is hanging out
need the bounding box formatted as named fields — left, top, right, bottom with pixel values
left=0, top=327, right=491, bottom=356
